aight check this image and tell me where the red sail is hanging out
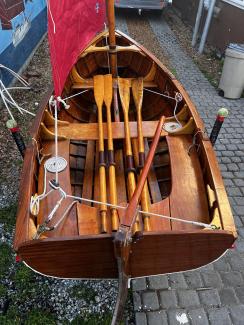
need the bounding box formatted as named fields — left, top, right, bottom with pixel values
left=48, top=0, right=106, bottom=96
left=0, top=0, right=24, bottom=30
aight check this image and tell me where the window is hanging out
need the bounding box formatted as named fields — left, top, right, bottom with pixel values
left=222, top=0, right=244, bottom=10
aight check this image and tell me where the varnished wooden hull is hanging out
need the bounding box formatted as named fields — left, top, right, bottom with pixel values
left=14, top=30, right=236, bottom=279
left=18, top=231, right=234, bottom=279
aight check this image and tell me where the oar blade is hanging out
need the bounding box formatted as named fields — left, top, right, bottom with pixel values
left=104, top=74, right=113, bottom=108
left=118, top=77, right=130, bottom=114
left=93, top=75, right=104, bottom=108
left=132, top=77, right=143, bottom=111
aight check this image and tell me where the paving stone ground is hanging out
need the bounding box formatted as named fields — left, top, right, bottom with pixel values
left=116, top=11, right=244, bottom=325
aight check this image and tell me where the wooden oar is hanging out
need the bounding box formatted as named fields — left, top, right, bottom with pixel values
left=104, top=74, right=119, bottom=231
left=118, top=77, right=140, bottom=234
left=132, top=78, right=151, bottom=231
left=93, top=75, right=107, bottom=233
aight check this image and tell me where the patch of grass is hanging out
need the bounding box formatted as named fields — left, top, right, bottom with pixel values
left=0, top=315, right=20, bottom=325
left=14, top=159, right=23, bottom=167
left=0, top=305, right=21, bottom=324
left=0, top=243, right=14, bottom=280
left=0, top=204, right=17, bottom=232
left=25, top=309, right=56, bottom=325
left=70, top=284, right=96, bottom=302
left=13, top=264, right=43, bottom=301
left=0, top=283, right=7, bottom=298
left=14, top=264, right=34, bottom=286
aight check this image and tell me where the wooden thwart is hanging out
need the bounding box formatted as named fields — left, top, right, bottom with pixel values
left=49, top=121, right=168, bottom=140
left=79, top=44, right=145, bottom=58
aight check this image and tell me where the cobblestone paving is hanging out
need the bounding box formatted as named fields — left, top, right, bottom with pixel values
left=116, top=12, right=244, bottom=325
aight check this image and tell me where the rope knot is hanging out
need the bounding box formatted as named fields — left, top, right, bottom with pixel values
left=30, top=194, right=40, bottom=216
left=57, top=96, right=70, bottom=109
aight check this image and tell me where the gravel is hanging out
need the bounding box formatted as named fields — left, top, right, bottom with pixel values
left=164, top=7, right=224, bottom=88
left=0, top=33, right=134, bottom=323
left=0, top=37, right=52, bottom=209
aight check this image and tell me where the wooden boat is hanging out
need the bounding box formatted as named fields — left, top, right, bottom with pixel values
left=14, top=2, right=236, bottom=286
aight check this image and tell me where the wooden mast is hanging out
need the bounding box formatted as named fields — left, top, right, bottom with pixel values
left=107, top=0, right=117, bottom=77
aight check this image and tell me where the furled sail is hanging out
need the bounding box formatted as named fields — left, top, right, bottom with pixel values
left=48, top=0, right=106, bottom=96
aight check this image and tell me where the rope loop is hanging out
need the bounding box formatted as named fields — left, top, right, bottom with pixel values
left=188, top=130, right=206, bottom=155
left=30, top=194, right=40, bottom=216
left=57, top=96, right=70, bottom=109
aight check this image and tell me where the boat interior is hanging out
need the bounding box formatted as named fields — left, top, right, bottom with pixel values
left=15, top=31, right=236, bottom=278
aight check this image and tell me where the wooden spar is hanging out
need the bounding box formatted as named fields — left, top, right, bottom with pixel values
left=132, top=78, right=151, bottom=231
left=107, top=0, right=117, bottom=77
left=93, top=75, right=107, bottom=233
left=104, top=75, right=119, bottom=231
left=123, top=116, right=165, bottom=227
left=118, top=78, right=140, bottom=234
left=112, top=116, right=165, bottom=324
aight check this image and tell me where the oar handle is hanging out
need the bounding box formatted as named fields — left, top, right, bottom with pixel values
left=122, top=116, right=165, bottom=228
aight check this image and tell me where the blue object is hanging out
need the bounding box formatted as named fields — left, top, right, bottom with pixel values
left=228, top=43, right=244, bottom=53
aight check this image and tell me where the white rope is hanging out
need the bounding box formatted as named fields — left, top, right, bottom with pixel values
left=66, top=194, right=213, bottom=229
left=46, top=193, right=66, bottom=223
left=0, top=81, right=15, bottom=120
left=46, top=0, right=56, bottom=34
left=32, top=138, right=42, bottom=164
left=32, top=169, right=215, bottom=238
left=57, top=96, right=70, bottom=109
left=0, top=64, right=35, bottom=119
left=1, top=86, right=35, bottom=116
left=0, top=64, right=29, bottom=86
left=144, top=88, right=182, bottom=127
left=30, top=165, right=55, bottom=216
left=188, top=130, right=206, bottom=154
left=52, top=200, right=78, bottom=229
left=62, top=89, right=89, bottom=101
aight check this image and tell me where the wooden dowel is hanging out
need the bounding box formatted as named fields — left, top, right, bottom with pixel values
left=93, top=75, right=107, bottom=233
left=104, top=74, right=119, bottom=231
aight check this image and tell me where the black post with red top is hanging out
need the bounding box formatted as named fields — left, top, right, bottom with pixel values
left=210, top=108, right=229, bottom=146
left=6, top=119, right=26, bottom=158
